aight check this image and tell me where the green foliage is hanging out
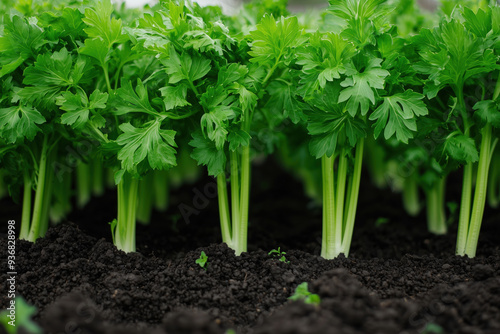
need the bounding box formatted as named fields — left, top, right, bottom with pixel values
left=0, top=297, right=42, bottom=334
left=196, top=250, right=208, bottom=269
left=268, top=247, right=289, bottom=263
left=370, top=90, right=428, bottom=143
left=0, top=105, right=45, bottom=143
left=288, top=282, right=321, bottom=306
left=1, top=0, right=499, bottom=260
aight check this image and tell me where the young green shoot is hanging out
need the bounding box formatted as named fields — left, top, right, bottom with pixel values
left=268, top=247, right=290, bottom=264
left=289, top=282, right=321, bottom=306
left=196, top=251, right=208, bottom=269
left=0, top=297, right=42, bottom=334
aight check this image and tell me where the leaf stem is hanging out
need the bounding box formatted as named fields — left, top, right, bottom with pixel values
left=236, top=145, right=250, bottom=255
left=402, top=172, right=420, bottom=217
left=456, top=162, right=473, bottom=255
left=426, top=177, right=447, bottom=235
left=341, top=138, right=364, bottom=257
left=115, top=172, right=139, bottom=253
left=321, top=154, right=335, bottom=259
left=217, top=174, right=232, bottom=248
left=465, top=124, right=493, bottom=257
left=102, top=64, right=113, bottom=94
left=19, top=171, right=32, bottom=240
left=230, top=150, right=240, bottom=241
left=335, top=148, right=348, bottom=254
left=27, top=135, right=49, bottom=242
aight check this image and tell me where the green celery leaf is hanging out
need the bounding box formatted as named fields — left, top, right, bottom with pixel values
left=414, top=20, right=498, bottom=94
left=57, top=90, right=89, bottom=128
left=23, top=48, right=73, bottom=87
left=200, top=105, right=235, bottom=150
left=126, top=12, right=172, bottom=52
left=338, top=58, right=389, bottom=116
left=307, top=110, right=365, bottom=158
left=82, top=0, right=127, bottom=48
left=117, top=121, right=177, bottom=171
left=190, top=130, right=226, bottom=176
left=444, top=135, right=478, bottom=164
left=266, top=80, right=305, bottom=124
left=328, top=0, right=390, bottom=47
left=297, top=32, right=356, bottom=97
left=473, top=100, right=500, bottom=128
left=38, top=8, right=86, bottom=40
left=58, top=90, right=108, bottom=129
left=200, top=85, right=229, bottom=110
left=79, top=38, right=110, bottom=66
left=0, top=104, right=45, bottom=143
left=217, top=63, right=246, bottom=87
left=228, top=129, right=251, bottom=151
left=462, top=7, right=491, bottom=38
left=0, top=15, right=47, bottom=76
left=162, top=46, right=211, bottom=85
left=182, top=21, right=235, bottom=57
left=160, top=84, right=190, bottom=110
left=115, top=79, right=159, bottom=116
left=237, top=85, right=257, bottom=113
left=369, top=90, right=428, bottom=143
left=249, top=15, right=304, bottom=68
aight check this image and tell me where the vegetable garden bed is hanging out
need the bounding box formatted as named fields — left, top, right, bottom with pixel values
left=1, top=160, right=500, bottom=334
left=1, top=0, right=500, bottom=332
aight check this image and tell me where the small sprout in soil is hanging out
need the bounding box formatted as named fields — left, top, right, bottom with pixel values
left=196, top=251, right=208, bottom=269
left=225, top=330, right=236, bottom=334
left=421, top=323, right=444, bottom=334
left=375, top=217, right=389, bottom=227
left=289, top=282, right=320, bottom=306
left=268, top=247, right=289, bottom=263
left=0, top=296, right=42, bottom=334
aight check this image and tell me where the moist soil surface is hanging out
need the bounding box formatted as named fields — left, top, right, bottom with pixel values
left=1, top=159, right=499, bottom=334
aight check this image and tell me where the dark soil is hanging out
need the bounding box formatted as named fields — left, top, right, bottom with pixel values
left=1, top=158, right=499, bottom=334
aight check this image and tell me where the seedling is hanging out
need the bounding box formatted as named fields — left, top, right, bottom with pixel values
left=374, top=217, right=389, bottom=227
left=0, top=297, right=42, bottom=334
left=196, top=251, right=208, bottom=269
left=288, top=282, right=321, bottom=306
left=268, top=247, right=290, bottom=264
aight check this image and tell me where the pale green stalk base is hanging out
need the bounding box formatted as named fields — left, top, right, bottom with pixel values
left=426, top=177, right=447, bottom=235
left=487, top=153, right=500, bottom=208
left=137, top=173, right=154, bottom=225
left=456, top=72, right=500, bottom=257
left=27, top=135, right=49, bottom=242
left=39, top=154, right=55, bottom=237
left=76, top=162, right=92, bottom=209
left=115, top=173, right=139, bottom=253
left=456, top=162, right=473, bottom=255
left=19, top=171, right=32, bottom=240
left=321, top=138, right=364, bottom=259
left=217, top=174, right=233, bottom=249
left=403, top=173, right=421, bottom=217
left=456, top=124, right=497, bottom=257
left=216, top=145, right=251, bottom=256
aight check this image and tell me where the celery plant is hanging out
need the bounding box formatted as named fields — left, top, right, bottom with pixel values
left=293, top=0, right=428, bottom=258
left=413, top=5, right=500, bottom=257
